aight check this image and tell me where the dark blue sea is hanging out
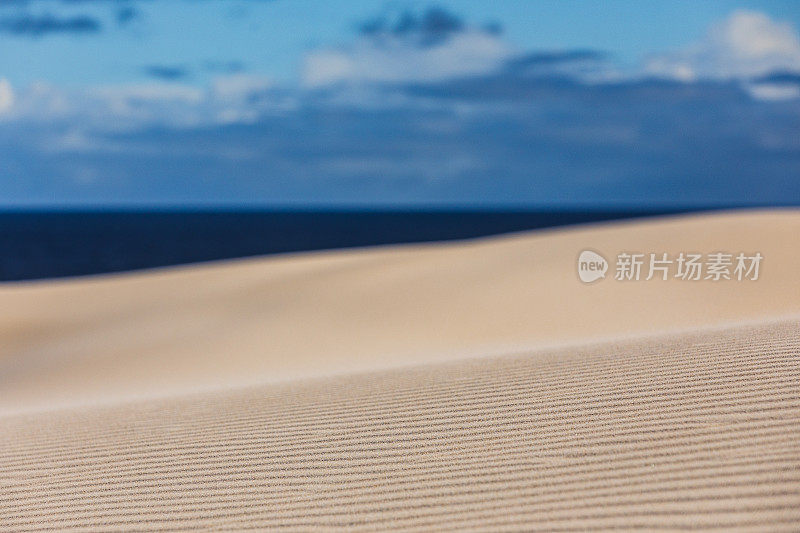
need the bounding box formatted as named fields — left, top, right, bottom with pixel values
left=0, top=209, right=703, bottom=281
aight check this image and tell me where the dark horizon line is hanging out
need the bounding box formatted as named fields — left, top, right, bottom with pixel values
left=0, top=204, right=795, bottom=214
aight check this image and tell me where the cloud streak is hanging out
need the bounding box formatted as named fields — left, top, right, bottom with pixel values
left=0, top=79, right=13, bottom=113
left=2, top=75, right=798, bottom=206
left=645, top=10, right=800, bottom=81
left=303, top=7, right=513, bottom=87
left=0, top=13, right=100, bottom=36
left=144, top=65, right=189, bottom=81
left=358, top=7, right=468, bottom=46
left=0, top=7, right=798, bottom=207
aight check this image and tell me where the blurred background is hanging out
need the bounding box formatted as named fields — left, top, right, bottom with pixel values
left=0, top=0, right=798, bottom=278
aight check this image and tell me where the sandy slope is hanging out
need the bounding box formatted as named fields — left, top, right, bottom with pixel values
left=2, top=318, right=799, bottom=530
left=1, top=209, right=799, bottom=413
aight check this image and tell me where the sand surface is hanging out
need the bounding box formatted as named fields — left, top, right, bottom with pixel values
left=1, top=209, right=799, bottom=530
left=2, top=318, right=798, bottom=530
left=1, top=209, right=800, bottom=414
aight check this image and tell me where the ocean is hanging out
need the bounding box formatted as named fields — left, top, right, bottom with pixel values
left=0, top=209, right=697, bottom=281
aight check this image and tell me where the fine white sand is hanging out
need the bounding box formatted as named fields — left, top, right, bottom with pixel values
left=1, top=209, right=799, bottom=414
left=2, top=317, right=799, bottom=530
left=2, top=209, right=799, bottom=530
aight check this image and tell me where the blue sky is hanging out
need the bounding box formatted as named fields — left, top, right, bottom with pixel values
left=0, top=1, right=799, bottom=207
left=3, top=0, right=800, bottom=87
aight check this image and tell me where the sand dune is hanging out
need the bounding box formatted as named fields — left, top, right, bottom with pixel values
left=2, top=318, right=799, bottom=530
left=1, top=209, right=800, bottom=530
left=1, top=209, right=800, bottom=414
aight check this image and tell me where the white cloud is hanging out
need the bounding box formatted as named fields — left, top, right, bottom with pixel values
left=0, top=79, right=14, bottom=114
left=645, top=10, right=800, bottom=80
left=90, top=83, right=204, bottom=105
left=0, top=81, right=73, bottom=123
left=211, top=74, right=271, bottom=103
left=302, top=30, right=513, bottom=87
left=4, top=8, right=799, bottom=132
left=0, top=75, right=294, bottom=134
left=744, top=82, right=800, bottom=101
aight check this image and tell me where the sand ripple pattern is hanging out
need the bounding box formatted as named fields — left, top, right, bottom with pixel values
left=1, top=319, right=799, bottom=531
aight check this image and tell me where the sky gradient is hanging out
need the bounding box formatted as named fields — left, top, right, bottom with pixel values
left=0, top=1, right=799, bottom=207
